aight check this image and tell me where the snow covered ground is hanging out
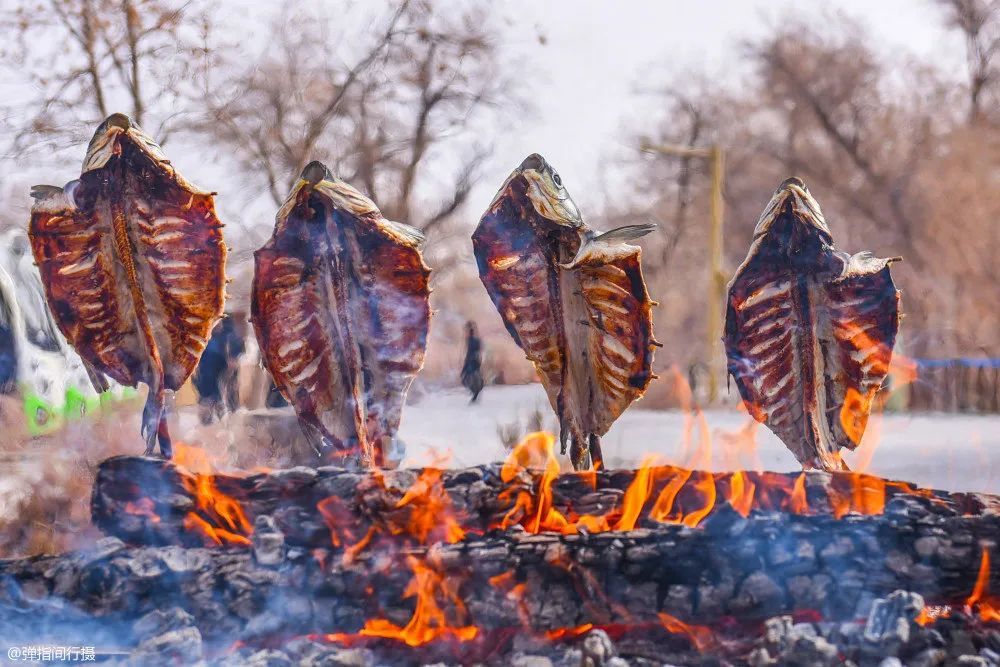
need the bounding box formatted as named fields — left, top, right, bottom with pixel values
left=398, top=384, right=1000, bottom=494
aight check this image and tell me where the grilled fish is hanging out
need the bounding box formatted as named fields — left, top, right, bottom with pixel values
left=473, top=154, right=657, bottom=470
left=724, top=177, right=901, bottom=470
left=29, top=113, right=226, bottom=457
left=252, top=162, right=430, bottom=467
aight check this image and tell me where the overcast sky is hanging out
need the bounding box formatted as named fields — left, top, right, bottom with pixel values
left=0, top=0, right=966, bottom=239
left=478, top=0, right=963, bottom=215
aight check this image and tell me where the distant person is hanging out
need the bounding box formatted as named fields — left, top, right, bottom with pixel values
left=461, top=321, right=484, bottom=403
left=265, top=379, right=288, bottom=408
left=0, top=295, right=16, bottom=395
left=194, top=316, right=245, bottom=423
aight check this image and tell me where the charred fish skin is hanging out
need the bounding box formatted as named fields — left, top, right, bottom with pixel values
left=28, top=113, right=226, bottom=457
left=252, top=161, right=430, bottom=468
left=473, top=154, right=657, bottom=470
left=724, top=177, right=900, bottom=471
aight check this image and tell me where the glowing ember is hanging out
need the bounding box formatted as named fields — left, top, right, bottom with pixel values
left=657, top=612, right=715, bottom=652
left=544, top=623, right=593, bottom=641
left=123, top=497, right=160, bottom=524
left=914, top=547, right=997, bottom=627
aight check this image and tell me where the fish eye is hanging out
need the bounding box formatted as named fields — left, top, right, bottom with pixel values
left=552, top=171, right=562, bottom=187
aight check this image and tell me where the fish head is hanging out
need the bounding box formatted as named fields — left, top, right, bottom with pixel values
left=277, top=160, right=380, bottom=224
left=750, top=177, right=839, bottom=274
left=82, top=113, right=171, bottom=174
left=489, top=153, right=583, bottom=228
left=273, top=161, right=424, bottom=249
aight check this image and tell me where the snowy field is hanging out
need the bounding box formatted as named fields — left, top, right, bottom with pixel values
left=398, top=384, right=1000, bottom=494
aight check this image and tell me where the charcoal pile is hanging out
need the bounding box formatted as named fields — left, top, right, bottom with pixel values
left=2, top=452, right=998, bottom=665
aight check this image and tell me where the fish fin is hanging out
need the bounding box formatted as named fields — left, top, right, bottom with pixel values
left=592, top=223, right=657, bottom=244
left=562, top=224, right=657, bottom=269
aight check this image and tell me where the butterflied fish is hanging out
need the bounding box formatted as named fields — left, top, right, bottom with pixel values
left=724, top=177, right=901, bottom=471
left=473, top=154, right=657, bottom=470
left=252, top=161, right=430, bottom=467
left=29, top=113, right=226, bottom=457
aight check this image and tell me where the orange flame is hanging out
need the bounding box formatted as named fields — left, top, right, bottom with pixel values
left=657, top=612, right=715, bottom=651
left=394, top=467, right=466, bottom=545
left=649, top=467, right=691, bottom=523
left=173, top=443, right=253, bottom=547
left=545, top=623, right=594, bottom=641
left=172, top=441, right=218, bottom=474
left=829, top=473, right=885, bottom=519
left=682, top=471, right=717, bottom=527
left=967, top=548, right=1000, bottom=622
left=840, top=387, right=876, bottom=447
left=727, top=470, right=756, bottom=518
left=327, top=557, right=478, bottom=647
left=183, top=472, right=253, bottom=546
left=790, top=472, right=809, bottom=514
left=614, top=456, right=656, bottom=531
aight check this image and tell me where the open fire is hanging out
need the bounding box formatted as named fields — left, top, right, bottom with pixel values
left=4, top=112, right=995, bottom=665
left=149, top=430, right=953, bottom=551
left=76, top=425, right=997, bottom=664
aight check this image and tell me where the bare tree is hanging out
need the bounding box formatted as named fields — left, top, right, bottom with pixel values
left=746, top=16, right=938, bottom=261
left=610, top=9, right=1000, bottom=370
left=936, top=0, right=1000, bottom=122
left=1, top=0, right=217, bottom=153
left=203, top=1, right=521, bottom=235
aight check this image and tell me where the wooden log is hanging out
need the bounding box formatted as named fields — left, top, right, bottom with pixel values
left=2, top=505, right=998, bottom=651
left=91, top=456, right=998, bottom=550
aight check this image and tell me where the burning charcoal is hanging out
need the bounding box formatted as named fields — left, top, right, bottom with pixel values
left=725, top=177, right=900, bottom=471
left=473, top=154, right=657, bottom=470
left=863, top=590, right=924, bottom=656
left=252, top=161, right=430, bottom=467
left=757, top=616, right=839, bottom=666
left=28, top=113, right=226, bottom=457
left=252, top=515, right=286, bottom=566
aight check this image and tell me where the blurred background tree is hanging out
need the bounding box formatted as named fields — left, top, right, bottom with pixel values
left=1, top=0, right=216, bottom=152
left=0, top=0, right=996, bottom=405
left=609, top=5, right=999, bottom=403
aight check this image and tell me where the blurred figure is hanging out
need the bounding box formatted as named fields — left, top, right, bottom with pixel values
left=0, top=275, right=17, bottom=395
left=461, top=321, right=484, bottom=403
left=265, top=378, right=288, bottom=409
left=194, top=316, right=245, bottom=423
